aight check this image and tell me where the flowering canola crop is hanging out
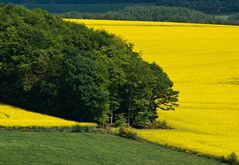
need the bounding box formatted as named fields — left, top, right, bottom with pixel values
left=68, top=19, right=239, bottom=159
left=0, top=104, right=96, bottom=127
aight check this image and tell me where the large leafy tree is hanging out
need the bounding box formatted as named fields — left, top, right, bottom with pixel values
left=0, top=4, right=178, bottom=127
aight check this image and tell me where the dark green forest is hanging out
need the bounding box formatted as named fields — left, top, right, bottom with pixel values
left=62, top=6, right=220, bottom=24
left=2, top=0, right=239, bottom=25
left=155, top=0, right=239, bottom=14
left=0, top=4, right=178, bottom=128
left=1, top=0, right=239, bottom=14
left=0, top=0, right=155, bottom=4
left=227, top=14, right=239, bottom=25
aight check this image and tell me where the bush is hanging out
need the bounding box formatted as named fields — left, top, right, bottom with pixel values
left=133, top=111, right=152, bottom=129
left=114, top=113, right=127, bottom=127
left=227, top=152, right=239, bottom=165
left=118, top=127, right=138, bottom=140
left=155, top=120, right=171, bottom=129
left=96, top=127, right=112, bottom=134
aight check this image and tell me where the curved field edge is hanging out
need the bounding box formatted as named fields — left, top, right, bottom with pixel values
left=65, top=19, right=239, bottom=27
left=128, top=129, right=234, bottom=164
left=0, top=104, right=96, bottom=129
left=67, top=19, right=239, bottom=163
left=0, top=131, right=227, bottom=165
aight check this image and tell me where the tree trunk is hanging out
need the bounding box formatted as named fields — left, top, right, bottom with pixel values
left=128, top=88, right=133, bottom=127
left=110, top=109, right=113, bottom=125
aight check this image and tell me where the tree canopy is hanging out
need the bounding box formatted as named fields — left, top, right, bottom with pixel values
left=155, top=0, right=239, bottom=14
left=62, top=6, right=220, bottom=24
left=0, top=4, right=178, bottom=128
left=1, top=0, right=239, bottom=14
left=0, top=0, right=155, bottom=4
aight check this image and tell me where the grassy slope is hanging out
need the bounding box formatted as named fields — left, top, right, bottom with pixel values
left=0, top=131, right=227, bottom=165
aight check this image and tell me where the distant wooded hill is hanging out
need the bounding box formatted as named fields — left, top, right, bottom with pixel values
left=62, top=6, right=221, bottom=24
left=1, top=0, right=239, bottom=14
left=156, top=0, right=239, bottom=14
left=0, top=0, right=155, bottom=4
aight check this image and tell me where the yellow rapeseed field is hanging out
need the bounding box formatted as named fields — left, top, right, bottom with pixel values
left=0, top=104, right=96, bottom=127
left=68, top=19, right=239, bottom=159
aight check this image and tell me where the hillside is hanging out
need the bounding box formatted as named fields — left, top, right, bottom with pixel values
left=0, top=0, right=154, bottom=4
left=1, top=0, right=239, bottom=14
left=69, top=19, right=239, bottom=162
left=62, top=6, right=220, bottom=24
left=1, top=131, right=227, bottom=165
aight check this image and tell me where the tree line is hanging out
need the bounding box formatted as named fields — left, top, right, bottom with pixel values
left=0, top=0, right=155, bottom=4
left=1, top=0, right=239, bottom=14
left=227, top=15, right=239, bottom=25
left=155, top=0, right=239, bottom=14
left=62, top=6, right=239, bottom=25
left=0, top=4, right=178, bottom=128
left=62, top=6, right=221, bottom=24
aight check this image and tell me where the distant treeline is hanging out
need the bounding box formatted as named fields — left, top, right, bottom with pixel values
left=155, top=0, right=239, bottom=14
left=1, top=0, right=239, bottom=14
left=0, top=0, right=155, bottom=4
left=227, top=14, right=239, bottom=25
left=62, top=6, right=221, bottom=24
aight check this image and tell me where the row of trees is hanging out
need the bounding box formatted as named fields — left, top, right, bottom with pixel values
left=0, top=0, right=155, bottom=4
left=1, top=0, right=239, bottom=14
left=0, top=4, right=178, bottom=128
left=62, top=6, right=220, bottom=24
left=155, top=0, right=239, bottom=14
left=227, top=15, right=239, bottom=25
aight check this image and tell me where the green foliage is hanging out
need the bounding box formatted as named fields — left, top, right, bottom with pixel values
left=3, top=0, right=239, bottom=15
left=0, top=0, right=155, bottom=4
left=155, top=0, right=239, bottom=14
left=24, top=3, right=154, bottom=14
left=133, top=111, right=152, bottom=128
left=114, top=113, right=127, bottom=127
left=227, top=152, right=239, bottom=165
left=2, top=0, right=239, bottom=14
left=227, top=15, right=239, bottom=25
left=62, top=5, right=220, bottom=24
left=133, top=115, right=171, bottom=129
left=154, top=120, right=170, bottom=129
left=118, top=127, right=138, bottom=140
left=0, top=4, right=178, bottom=128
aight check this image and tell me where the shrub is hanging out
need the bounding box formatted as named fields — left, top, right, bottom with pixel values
left=152, top=120, right=171, bottom=129
left=114, top=113, right=127, bottom=128
left=97, top=127, right=112, bottom=134
left=227, top=152, right=239, bottom=165
left=132, top=111, right=152, bottom=129
left=118, top=127, right=138, bottom=140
